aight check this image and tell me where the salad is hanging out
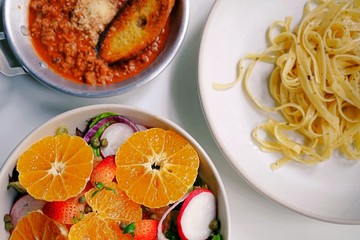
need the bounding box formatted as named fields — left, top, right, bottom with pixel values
left=4, top=112, right=223, bottom=240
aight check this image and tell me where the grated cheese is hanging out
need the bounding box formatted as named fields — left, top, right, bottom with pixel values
left=71, top=0, right=118, bottom=45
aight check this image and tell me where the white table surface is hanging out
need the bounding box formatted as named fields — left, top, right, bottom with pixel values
left=1, top=0, right=360, bottom=239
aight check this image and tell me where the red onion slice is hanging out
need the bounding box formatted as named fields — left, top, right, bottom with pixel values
left=83, top=115, right=140, bottom=143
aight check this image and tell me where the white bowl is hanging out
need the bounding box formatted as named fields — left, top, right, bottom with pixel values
left=0, top=104, right=230, bottom=239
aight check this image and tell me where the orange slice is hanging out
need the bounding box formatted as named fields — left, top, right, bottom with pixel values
left=68, top=182, right=141, bottom=239
left=17, top=134, right=94, bottom=201
left=84, top=182, right=142, bottom=221
left=115, top=128, right=200, bottom=208
left=67, top=213, right=127, bottom=240
left=10, top=211, right=67, bottom=240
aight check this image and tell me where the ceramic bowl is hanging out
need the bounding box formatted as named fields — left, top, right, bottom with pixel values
left=0, top=104, right=230, bottom=239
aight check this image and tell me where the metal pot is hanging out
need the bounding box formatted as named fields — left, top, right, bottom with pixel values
left=0, top=0, right=189, bottom=97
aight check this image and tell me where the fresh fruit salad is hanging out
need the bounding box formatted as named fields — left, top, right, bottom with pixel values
left=4, top=112, right=222, bottom=240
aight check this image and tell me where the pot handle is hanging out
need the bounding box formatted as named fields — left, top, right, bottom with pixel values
left=0, top=32, right=27, bottom=77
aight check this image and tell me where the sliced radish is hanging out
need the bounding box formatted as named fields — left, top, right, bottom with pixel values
left=100, top=122, right=135, bottom=157
left=177, top=188, right=216, bottom=240
left=10, top=194, right=47, bottom=226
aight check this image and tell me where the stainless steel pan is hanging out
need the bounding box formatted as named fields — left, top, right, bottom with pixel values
left=0, top=0, right=189, bottom=97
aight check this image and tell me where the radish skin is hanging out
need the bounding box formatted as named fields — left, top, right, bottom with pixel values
left=157, top=193, right=190, bottom=240
left=177, top=188, right=216, bottom=240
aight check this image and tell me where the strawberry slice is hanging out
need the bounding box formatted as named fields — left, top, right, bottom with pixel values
left=42, top=198, right=83, bottom=225
left=134, top=220, right=159, bottom=240
left=42, top=182, right=92, bottom=225
left=123, top=219, right=159, bottom=240
left=90, top=155, right=116, bottom=186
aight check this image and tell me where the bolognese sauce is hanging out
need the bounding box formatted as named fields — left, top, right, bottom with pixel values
left=28, top=0, right=170, bottom=85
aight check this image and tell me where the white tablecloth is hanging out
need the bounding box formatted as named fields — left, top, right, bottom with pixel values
left=1, top=0, right=360, bottom=239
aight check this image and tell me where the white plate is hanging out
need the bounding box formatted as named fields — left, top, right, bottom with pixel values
left=198, top=0, right=360, bottom=224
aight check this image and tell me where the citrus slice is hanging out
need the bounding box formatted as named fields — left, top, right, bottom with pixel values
left=17, top=134, right=94, bottom=201
left=68, top=182, right=141, bottom=239
left=84, top=182, right=142, bottom=221
left=115, top=128, right=200, bottom=208
left=10, top=211, right=67, bottom=240
left=67, top=213, right=127, bottom=240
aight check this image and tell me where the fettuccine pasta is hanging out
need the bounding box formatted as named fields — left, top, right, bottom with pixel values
left=215, top=0, right=360, bottom=170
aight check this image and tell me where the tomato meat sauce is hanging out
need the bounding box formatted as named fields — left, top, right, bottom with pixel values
left=28, top=0, right=170, bottom=85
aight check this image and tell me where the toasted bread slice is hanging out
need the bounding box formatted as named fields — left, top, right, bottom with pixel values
left=98, top=0, right=175, bottom=63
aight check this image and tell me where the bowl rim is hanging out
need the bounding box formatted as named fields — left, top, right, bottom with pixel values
left=0, top=103, right=231, bottom=239
left=2, top=0, right=190, bottom=97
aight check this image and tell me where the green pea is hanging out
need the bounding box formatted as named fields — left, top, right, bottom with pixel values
left=84, top=205, right=92, bottom=214
left=90, top=136, right=100, bottom=148
left=72, top=217, right=80, bottom=224
left=119, top=222, right=127, bottom=230
left=209, top=219, right=220, bottom=232
left=3, top=214, right=12, bottom=223
left=78, top=196, right=86, bottom=204
left=5, top=222, right=14, bottom=231
left=100, top=138, right=108, bottom=148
